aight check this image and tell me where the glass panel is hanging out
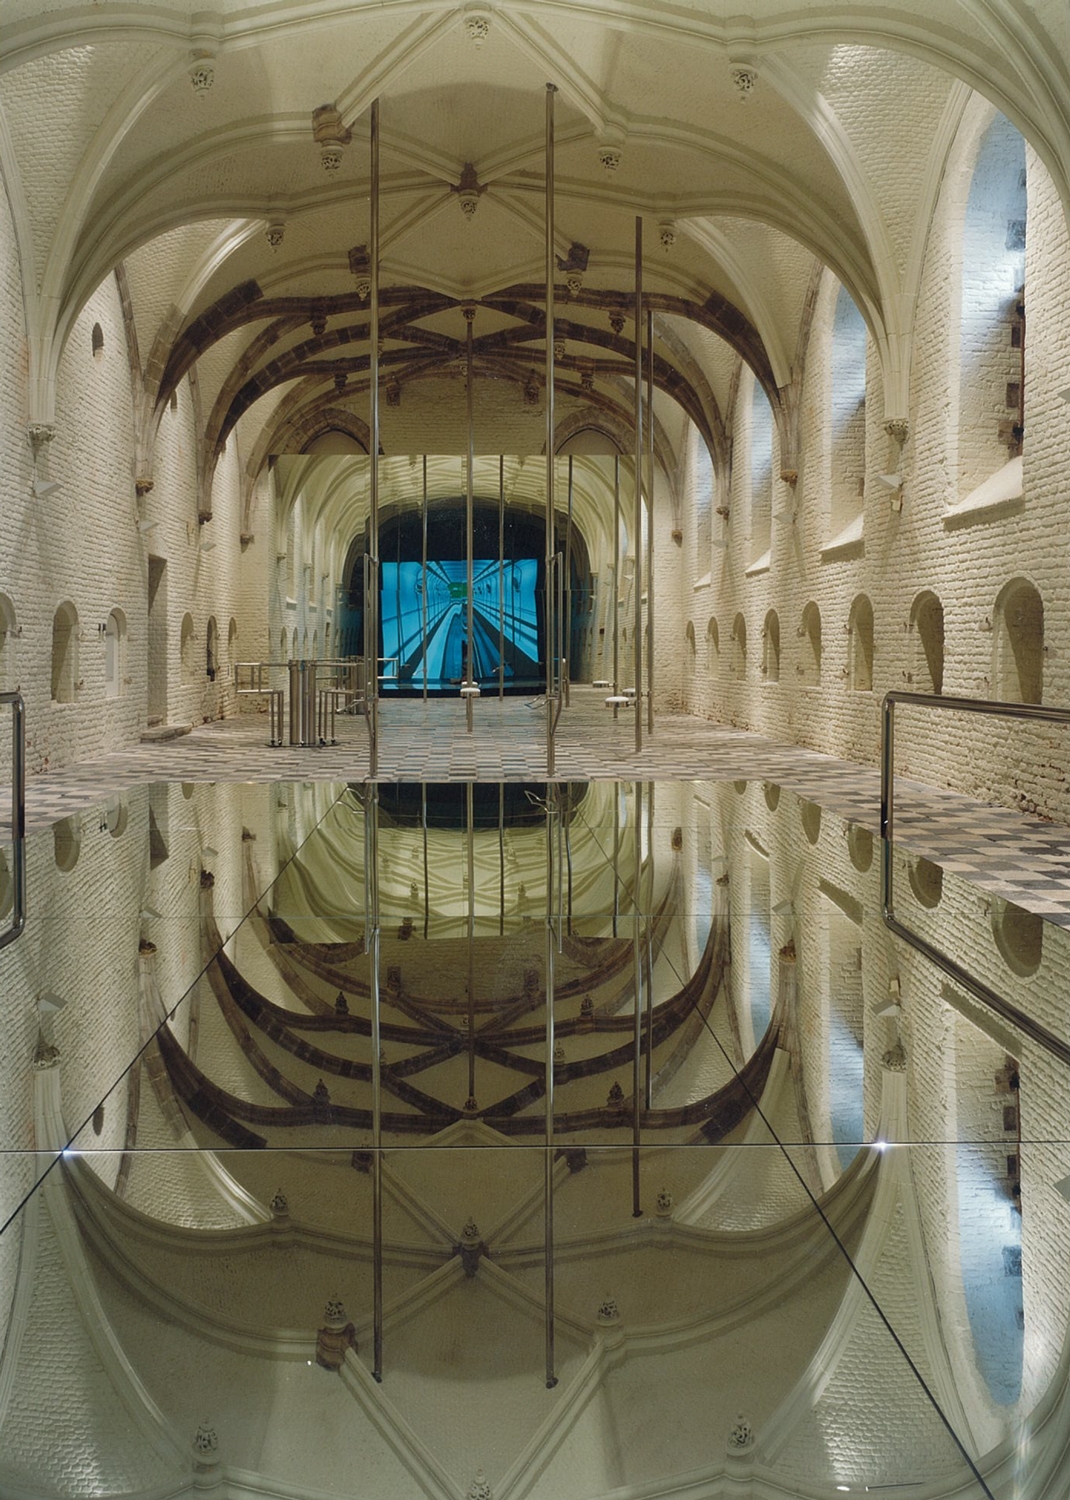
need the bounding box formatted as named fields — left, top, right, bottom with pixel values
left=1, top=777, right=1066, bottom=1498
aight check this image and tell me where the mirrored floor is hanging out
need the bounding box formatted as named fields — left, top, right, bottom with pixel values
left=1, top=778, right=1066, bottom=1499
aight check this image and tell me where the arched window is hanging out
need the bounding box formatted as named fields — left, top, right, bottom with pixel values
left=847, top=594, right=874, bottom=692
left=292, top=627, right=299, bottom=660
left=228, top=618, right=239, bottom=672
left=684, top=621, right=696, bottom=695
left=51, top=602, right=79, bottom=702
left=206, top=616, right=219, bottom=680
left=180, top=613, right=195, bottom=684
left=0, top=593, right=17, bottom=691
left=910, top=591, right=945, bottom=694
left=694, top=430, right=713, bottom=568
left=104, top=608, right=126, bottom=699
left=730, top=613, right=747, bottom=678
left=749, top=379, right=774, bottom=566
left=279, top=629, right=288, bottom=663
left=557, top=426, right=620, bottom=456
left=324, top=621, right=332, bottom=657
left=798, top=602, right=821, bottom=687
left=993, top=578, right=1042, bottom=703
left=312, top=629, right=319, bottom=660
left=829, top=284, right=867, bottom=542
left=960, top=114, right=1027, bottom=496
left=91, top=322, right=104, bottom=362
left=762, top=610, right=780, bottom=682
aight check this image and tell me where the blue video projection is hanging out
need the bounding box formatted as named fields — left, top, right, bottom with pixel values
left=381, top=559, right=540, bottom=689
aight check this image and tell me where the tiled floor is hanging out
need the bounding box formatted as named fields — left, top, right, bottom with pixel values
left=3, top=687, right=1070, bottom=922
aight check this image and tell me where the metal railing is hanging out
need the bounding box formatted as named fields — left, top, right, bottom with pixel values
left=880, top=690, right=1070, bottom=1066
left=0, top=691, right=26, bottom=950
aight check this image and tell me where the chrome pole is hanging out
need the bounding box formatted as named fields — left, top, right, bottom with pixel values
left=633, top=217, right=643, bottom=753
left=544, top=784, right=557, bottom=1387
left=612, top=456, right=620, bottom=721
left=467, top=781, right=476, bottom=1105
left=367, top=786, right=383, bottom=1379
left=369, top=98, right=381, bottom=776
left=422, top=455, right=428, bottom=701
left=499, top=455, right=505, bottom=700
left=465, top=306, right=476, bottom=733
left=545, top=82, right=557, bottom=777
left=565, top=456, right=573, bottom=706
left=646, top=306, right=654, bottom=736
left=645, top=779, right=654, bottom=1107
left=632, top=779, right=643, bottom=1217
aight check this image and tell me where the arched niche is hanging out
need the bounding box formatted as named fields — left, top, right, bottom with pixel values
left=910, top=591, right=945, bottom=694
left=799, top=601, right=821, bottom=687
left=180, top=613, right=195, bottom=684
left=848, top=594, right=874, bottom=692
left=706, top=617, right=719, bottom=672
left=830, top=283, right=867, bottom=540
left=730, top=613, right=747, bottom=679
left=991, top=897, right=1042, bottom=977
left=104, top=608, right=126, bottom=699
left=993, top=578, right=1042, bottom=703
left=53, top=816, right=80, bottom=872
left=206, top=616, right=219, bottom=680
left=0, top=593, right=17, bottom=691
left=228, top=618, right=239, bottom=671
left=762, top=610, right=780, bottom=682
left=51, top=602, right=79, bottom=703
left=908, top=855, right=943, bottom=908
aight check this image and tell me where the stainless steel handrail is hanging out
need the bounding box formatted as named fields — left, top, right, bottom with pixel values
left=0, top=691, right=26, bottom=950
left=881, top=690, right=1070, bottom=1065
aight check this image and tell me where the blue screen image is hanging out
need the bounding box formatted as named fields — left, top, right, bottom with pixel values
left=380, top=559, right=540, bottom=689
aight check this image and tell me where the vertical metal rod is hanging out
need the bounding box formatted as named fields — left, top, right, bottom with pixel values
left=465, top=309, right=475, bottom=734
left=644, top=779, right=654, bottom=1107
left=631, top=779, right=643, bottom=1217
left=368, top=99, right=381, bottom=777
left=367, top=786, right=383, bottom=1380
left=545, top=83, right=557, bottom=778
left=612, top=456, right=620, bottom=720
left=880, top=695, right=895, bottom=917
left=633, top=217, right=643, bottom=754
left=646, top=306, right=654, bottom=736
left=467, top=781, right=476, bottom=1102
left=544, top=788, right=557, bottom=1388
left=499, top=782, right=505, bottom=937
left=422, top=782, right=429, bottom=941
left=421, top=455, right=428, bottom=701
left=0, top=694, right=26, bottom=950
left=565, top=456, right=573, bottom=706
left=499, top=455, right=505, bottom=700
left=612, top=780, right=620, bottom=938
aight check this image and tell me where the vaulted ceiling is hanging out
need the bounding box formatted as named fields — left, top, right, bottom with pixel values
left=2, top=0, right=1067, bottom=486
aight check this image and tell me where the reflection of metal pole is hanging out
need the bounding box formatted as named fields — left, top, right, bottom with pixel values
left=499, top=455, right=505, bottom=700
left=499, top=782, right=505, bottom=937
left=544, top=787, right=557, bottom=1388
left=612, top=781, right=620, bottom=938
left=633, top=217, right=643, bottom=754
left=565, top=456, right=573, bottom=705
left=366, top=787, right=383, bottom=1379
left=422, top=455, right=428, bottom=701
left=422, top=782, right=429, bottom=941
left=632, top=780, right=643, bottom=1217
left=545, top=83, right=557, bottom=777
left=369, top=99, right=381, bottom=776
left=645, top=780, right=654, bottom=1107
left=465, top=308, right=476, bottom=733
left=612, top=457, right=620, bottom=721
left=467, top=781, right=476, bottom=1103
left=646, top=306, right=654, bottom=737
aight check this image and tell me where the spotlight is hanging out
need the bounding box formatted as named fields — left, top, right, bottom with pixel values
left=140, top=906, right=162, bottom=921
left=31, top=478, right=62, bottom=498
left=1052, top=1173, right=1070, bottom=1203
left=137, top=520, right=157, bottom=534
left=876, top=473, right=902, bottom=491
left=772, top=899, right=794, bottom=916
left=38, top=991, right=66, bottom=1014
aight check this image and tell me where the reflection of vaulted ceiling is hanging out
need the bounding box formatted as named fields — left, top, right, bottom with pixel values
left=5, top=0, right=1068, bottom=493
